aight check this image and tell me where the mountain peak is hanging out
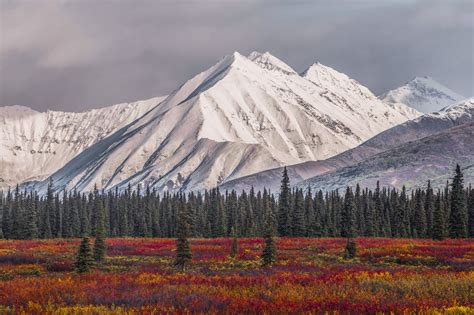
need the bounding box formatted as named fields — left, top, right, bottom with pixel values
left=302, top=62, right=367, bottom=88
left=381, top=76, right=464, bottom=113
left=301, top=62, right=379, bottom=102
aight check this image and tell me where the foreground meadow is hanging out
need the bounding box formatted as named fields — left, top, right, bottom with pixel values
left=0, top=237, right=473, bottom=314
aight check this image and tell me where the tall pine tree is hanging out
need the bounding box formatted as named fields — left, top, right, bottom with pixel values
left=93, top=188, right=107, bottom=262
left=175, top=202, right=192, bottom=271
left=449, top=165, right=468, bottom=238
left=432, top=191, right=446, bottom=240
left=75, top=237, right=94, bottom=273
left=278, top=167, right=291, bottom=236
left=261, top=210, right=277, bottom=267
left=341, top=187, right=355, bottom=238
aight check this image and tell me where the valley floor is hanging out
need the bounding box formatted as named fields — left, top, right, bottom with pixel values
left=0, top=237, right=473, bottom=314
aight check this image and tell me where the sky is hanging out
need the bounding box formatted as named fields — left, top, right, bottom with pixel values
left=1, top=0, right=473, bottom=112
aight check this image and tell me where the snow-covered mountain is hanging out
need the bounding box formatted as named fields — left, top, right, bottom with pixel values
left=0, top=96, right=165, bottom=189
left=22, top=51, right=419, bottom=194
left=380, top=76, right=464, bottom=113
left=221, top=97, right=474, bottom=193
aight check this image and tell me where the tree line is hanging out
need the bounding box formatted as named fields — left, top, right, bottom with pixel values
left=1, top=165, right=473, bottom=241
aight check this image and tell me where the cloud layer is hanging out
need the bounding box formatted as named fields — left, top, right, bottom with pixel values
left=1, top=0, right=473, bottom=111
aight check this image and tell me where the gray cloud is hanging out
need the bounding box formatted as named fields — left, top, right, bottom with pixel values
left=1, top=0, right=473, bottom=112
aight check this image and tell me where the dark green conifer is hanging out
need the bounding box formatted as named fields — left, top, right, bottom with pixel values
left=93, top=191, right=107, bottom=262
left=24, top=202, right=38, bottom=239
left=1, top=190, right=11, bottom=239
left=175, top=203, right=192, bottom=271
left=344, top=238, right=357, bottom=259
left=341, top=187, right=355, bottom=238
left=75, top=237, right=94, bottom=273
left=424, top=181, right=434, bottom=237
left=40, top=177, right=54, bottom=238
left=432, top=192, right=446, bottom=240
left=304, top=186, right=314, bottom=236
left=309, top=192, right=323, bottom=237
left=364, top=194, right=375, bottom=237
left=468, top=185, right=474, bottom=238
left=261, top=211, right=277, bottom=268
left=291, top=189, right=306, bottom=236
left=230, top=228, right=238, bottom=259
left=449, top=164, right=468, bottom=238
left=278, top=167, right=291, bottom=236
left=413, top=189, right=427, bottom=238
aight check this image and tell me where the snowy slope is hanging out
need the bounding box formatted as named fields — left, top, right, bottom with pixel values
left=0, top=96, right=165, bottom=189
left=380, top=76, right=464, bottom=113
left=222, top=97, right=474, bottom=193
left=26, top=51, right=418, bottom=194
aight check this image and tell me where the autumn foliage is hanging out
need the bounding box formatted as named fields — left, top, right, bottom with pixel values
left=0, top=237, right=473, bottom=314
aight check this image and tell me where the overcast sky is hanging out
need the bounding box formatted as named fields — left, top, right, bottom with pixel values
left=1, top=0, right=473, bottom=112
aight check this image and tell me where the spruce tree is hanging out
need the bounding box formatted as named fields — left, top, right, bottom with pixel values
left=75, top=237, right=94, bottom=273
left=1, top=193, right=11, bottom=239
left=354, top=184, right=364, bottom=236
left=261, top=210, right=277, bottom=268
left=93, top=193, right=107, bottom=262
left=40, top=177, right=53, bottom=238
left=304, top=186, right=314, bottom=236
left=413, top=189, right=427, bottom=238
left=230, top=228, right=238, bottom=259
left=278, top=167, right=291, bottom=236
left=309, top=192, right=323, bottom=237
left=291, top=189, right=306, bottom=236
left=449, top=164, right=468, bottom=238
left=69, top=192, right=81, bottom=237
left=392, top=189, right=406, bottom=237
left=341, top=187, right=355, bottom=238
left=364, top=196, right=375, bottom=237
left=467, top=186, right=474, bottom=238
left=344, top=238, right=357, bottom=259
left=10, top=186, right=24, bottom=239
left=373, top=181, right=382, bottom=236
left=424, top=181, right=434, bottom=237
left=175, top=203, right=192, bottom=271
left=24, top=202, right=38, bottom=239
left=432, top=192, right=446, bottom=240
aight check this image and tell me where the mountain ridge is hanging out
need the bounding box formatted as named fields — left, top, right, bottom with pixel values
left=15, top=51, right=419, bottom=194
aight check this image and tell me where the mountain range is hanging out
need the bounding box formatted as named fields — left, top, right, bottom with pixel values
left=1, top=51, right=470, bottom=194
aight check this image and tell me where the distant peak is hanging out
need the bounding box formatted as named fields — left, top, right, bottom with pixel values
left=381, top=76, right=465, bottom=113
